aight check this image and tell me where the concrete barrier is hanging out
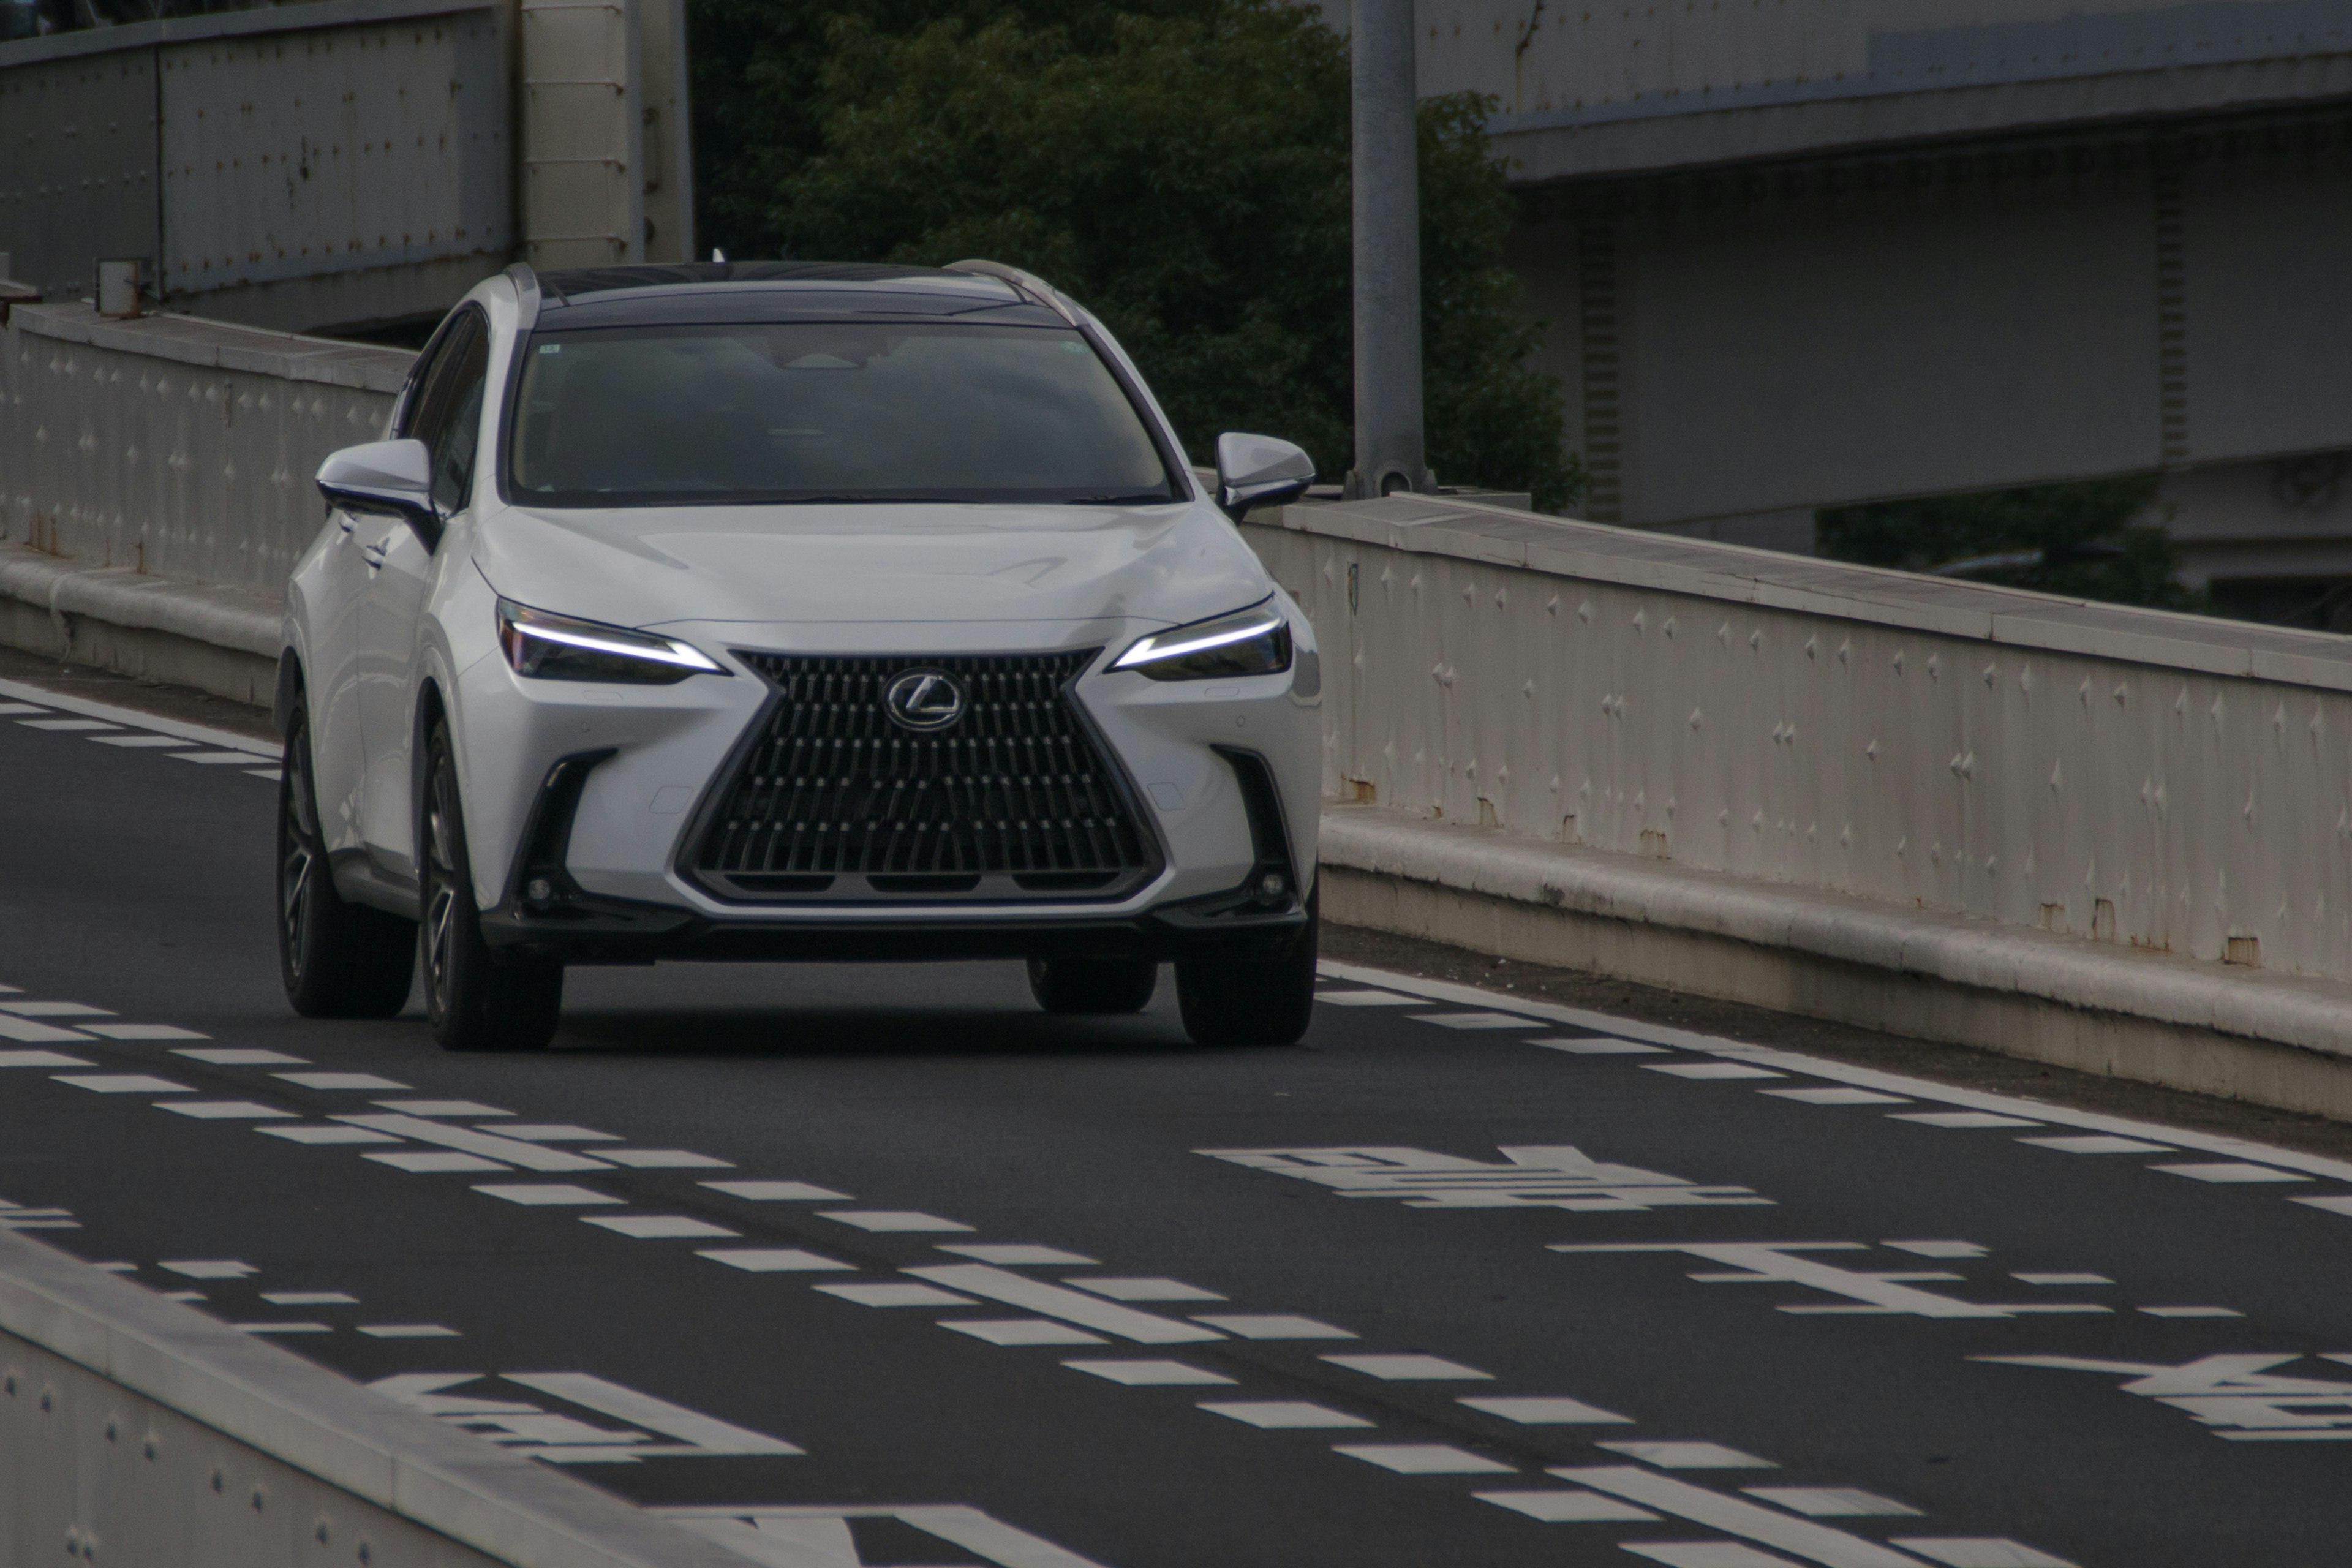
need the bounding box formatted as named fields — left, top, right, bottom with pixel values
left=0, top=1223, right=752, bottom=1568
left=9, top=295, right=2352, bottom=1118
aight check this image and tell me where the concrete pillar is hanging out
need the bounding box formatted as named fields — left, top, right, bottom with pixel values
left=1345, top=0, right=1430, bottom=498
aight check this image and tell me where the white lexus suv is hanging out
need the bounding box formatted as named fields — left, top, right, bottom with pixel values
left=274, top=261, right=1322, bottom=1053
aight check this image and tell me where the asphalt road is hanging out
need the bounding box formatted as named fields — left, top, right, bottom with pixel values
left=5, top=666, right=2351, bottom=1568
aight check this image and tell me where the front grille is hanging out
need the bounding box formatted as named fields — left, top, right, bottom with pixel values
left=690, top=649, right=1158, bottom=902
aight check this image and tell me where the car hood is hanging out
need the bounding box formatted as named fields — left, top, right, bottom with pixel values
left=469, top=499, right=1272, bottom=633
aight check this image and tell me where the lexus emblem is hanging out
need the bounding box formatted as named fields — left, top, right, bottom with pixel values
left=884, top=669, right=966, bottom=731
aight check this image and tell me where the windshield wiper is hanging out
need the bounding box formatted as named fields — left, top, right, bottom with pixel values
left=1066, top=492, right=1176, bottom=507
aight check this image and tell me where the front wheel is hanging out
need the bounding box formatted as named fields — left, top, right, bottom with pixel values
left=1174, top=885, right=1318, bottom=1047
left=420, top=720, right=562, bottom=1053
left=1028, top=957, right=1157, bottom=1015
left=277, top=705, right=416, bottom=1017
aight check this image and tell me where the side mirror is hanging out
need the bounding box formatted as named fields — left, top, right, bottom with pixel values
left=317, top=439, right=440, bottom=548
left=1215, top=432, right=1314, bottom=519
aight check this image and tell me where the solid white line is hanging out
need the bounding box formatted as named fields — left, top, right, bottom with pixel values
left=1554, top=1467, right=1920, bottom=1568
left=336, top=1114, right=611, bottom=1172
left=0, top=676, right=278, bottom=755
left=171, top=750, right=271, bottom=765
left=503, top=1372, right=802, bottom=1455
left=1318, top=959, right=2352, bottom=1183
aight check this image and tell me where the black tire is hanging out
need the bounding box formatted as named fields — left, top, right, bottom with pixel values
left=1027, top=957, right=1158, bottom=1015
left=1174, top=884, right=1319, bottom=1047
left=420, top=720, right=562, bottom=1053
left=277, top=705, right=417, bottom=1017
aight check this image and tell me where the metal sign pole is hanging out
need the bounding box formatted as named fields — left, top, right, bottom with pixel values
left=1346, top=0, right=1430, bottom=499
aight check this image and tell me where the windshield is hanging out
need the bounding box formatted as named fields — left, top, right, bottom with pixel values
left=505, top=321, right=1180, bottom=506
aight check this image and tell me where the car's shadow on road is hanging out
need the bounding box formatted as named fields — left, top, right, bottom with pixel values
left=548, top=1005, right=1199, bottom=1060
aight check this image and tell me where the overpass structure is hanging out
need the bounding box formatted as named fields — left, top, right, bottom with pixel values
left=0, top=0, right=694, bottom=336
left=1417, top=0, right=2352, bottom=616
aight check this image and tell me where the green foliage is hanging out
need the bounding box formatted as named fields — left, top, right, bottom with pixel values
left=1816, top=477, right=2199, bottom=611
left=690, top=0, right=1579, bottom=511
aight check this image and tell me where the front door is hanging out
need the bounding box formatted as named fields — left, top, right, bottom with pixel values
left=356, top=308, right=489, bottom=883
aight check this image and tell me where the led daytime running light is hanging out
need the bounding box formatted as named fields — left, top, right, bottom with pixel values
left=1112, top=604, right=1286, bottom=670
left=497, top=600, right=723, bottom=677
left=511, top=619, right=718, bottom=670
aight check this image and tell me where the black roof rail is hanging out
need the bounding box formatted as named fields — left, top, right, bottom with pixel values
left=944, top=260, right=1081, bottom=327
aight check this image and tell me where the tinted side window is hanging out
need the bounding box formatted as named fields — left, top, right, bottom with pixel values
left=407, top=312, right=490, bottom=516
left=396, top=315, right=466, bottom=439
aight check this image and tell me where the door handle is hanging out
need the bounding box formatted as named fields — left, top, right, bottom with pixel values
left=337, top=514, right=356, bottom=536
left=361, top=541, right=390, bottom=571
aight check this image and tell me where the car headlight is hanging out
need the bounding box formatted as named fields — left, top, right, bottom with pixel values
left=496, top=599, right=726, bottom=684
left=1112, top=599, right=1293, bottom=681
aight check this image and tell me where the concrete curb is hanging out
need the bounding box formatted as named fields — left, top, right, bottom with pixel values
left=0, top=546, right=282, bottom=704
left=1321, top=804, right=2352, bottom=1117
left=0, top=1223, right=750, bottom=1567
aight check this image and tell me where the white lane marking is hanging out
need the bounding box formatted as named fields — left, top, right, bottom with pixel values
left=815, top=1283, right=978, bottom=1309
left=820, top=1210, right=972, bottom=1232
left=1335, top=1443, right=1513, bottom=1474
left=907, top=1264, right=1225, bottom=1344
left=662, top=1504, right=1114, bottom=1568
left=0, top=1051, right=94, bottom=1068
left=2152, top=1161, right=2311, bottom=1183
left=244, top=768, right=284, bottom=781
left=2293, top=1195, right=2352, bottom=1218
left=162, top=1101, right=298, bottom=1120
left=20, top=718, right=119, bottom=731
left=86, top=1024, right=209, bottom=1041
left=89, top=734, right=190, bottom=748
left=0, top=675, right=276, bottom=753
left=375, top=1371, right=802, bottom=1463
left=0, top=1001, right=112, bottom=1017
left=372, top=1099, right=511, bottom=1117
left=171, top=750, right=270, bottom=764
left=53, top=1074, right=192, bottom=1093
left=583, top=1215, right=740, bottom=1240
left=1556, top=1467, right=1916, bottom=1568
left=2140, top=1306, right=2244, bottom=1318
left=1061, top=1359, right=1235, bottom=1387
left=1743, top=1488, right=1921, bottom=1518
left=702, top=1180, right=848, bottom=1201
left=1537, top=1037, right=1671, bottom=1055
left=0, top=1016, right=93, bottom=1043
left=1321, top=1353, right=1491, bottom=1382
left=1646, top=1063, right=1785, bottom=1081
left=368, top=1151, right=510, bottom=1173
left=262, top=1125, right=401, bottom=1145
left=1891, top=1112, right=2042, bottom=1128
left=1883, top=1241, right=1988, bottom=1259
left=697, top=1248, right=853, bottom=1273
left=337, top=1115, right=610, bottom=1172
left=263, top=1291, right=358, bottom=1305
left=1063, top=1276, right=1226, bottom=1303
left=1190, top=1314, right=1355, bottom=1340
left=1314, top=989, right=1421, bottom=1006
left=1763, top=1088, right=1910, bottom=1106
left=1978, top=1351, right=2352, bottom=1442
left=943, top=1318, right=1107, bottom=1346
left=501, top=1125, right=624, bottom=1144
left=361, top=1324, right=461, bottom=1338
left=1622, top=1545, right=1809, bottom=1567
left=160, top=1290, right=205, bottom=1302
left=599, top=1149, right=734, bottom=1169
left=237, top=1321, right=332, bottom=1334
left=2018, top=1135, right=2173, bottom=1156
left=1199, top=1400, right=1373, bottom=1429
left=473, top=1183, right=622, bottom=1206
left=91, top=1263, right=140, bottom=1273
left=1893, top=1541, right=2080, bottom=1567
left=1322, top=959, right=2352, bottom=1182
left=177, top=1047, right=301, bottom=1064
left=1556, top=1242, right=2109, bottom=1320
left=1479, top=1490, right=1662, bottom=1522
left=274, top=1072, right=411, bottom=1091
left=0, top=703, right=46, bottom=715
left=1199, top=1145, right=1768, bottom=1212
left=2012, top=1273, right=2111, bottom=1286
left=1412, top=1011, right=1542, bottom=1030
left=1460, top=1395, right=1631, bottom=1425
left=938, top=1243, right=1093, bottom=1265
left=1597, top=1442, right=1777, bottom=1469
left=163, top=1259, right=256, bottom=1278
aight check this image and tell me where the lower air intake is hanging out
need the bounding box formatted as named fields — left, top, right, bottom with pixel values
left=691, top=649, right=1158, bottom=902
